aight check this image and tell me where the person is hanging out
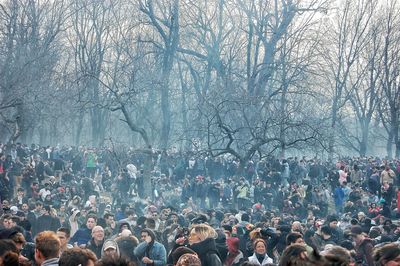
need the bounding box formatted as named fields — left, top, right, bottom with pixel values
left=87, top=226, right=105, bottom=259
left=0, top=239, right=20, bottom=266
left=278, top=243, right=312, bottom=266
left=350, top=225, right=374, bottom=266
left=57, top=228, right=72, bottom=254
left=101, top=239, right=120, bottom=259
left=225, top=237, right=244, bottom=266
left=34, top=231, right=61, bottom=266
left=176, top=253, right=201, bottom=266
left=70, top=214, right=97, bottom=247
left=134, top=228, right=167, bottom=266
left=36, top=205, right=61, bottom=234
left=373, top=243, right=400, bottom=266
left=59, top=247, right=97, bottom=266
left=188, top=223, right=222, bottom=266
left=247, top=238, right=273, bottom=265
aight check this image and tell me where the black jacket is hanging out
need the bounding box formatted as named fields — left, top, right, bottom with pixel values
left=87, top=238, right=104, bottom=259
left=190, top=238, right=222, bottom=266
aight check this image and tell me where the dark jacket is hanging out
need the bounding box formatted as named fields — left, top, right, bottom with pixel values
left=86, top=238, right=104, bottom=259
left=35, top=215, right=61, bottom=234
left=190, top=238, right=222, bottom=266
left=355, top=238, right=374, bottom=266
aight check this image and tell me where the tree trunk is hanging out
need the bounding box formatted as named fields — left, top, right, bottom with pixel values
left=387, top=132, right=393, bottom=159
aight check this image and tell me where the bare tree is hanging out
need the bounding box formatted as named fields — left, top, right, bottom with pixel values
left=378, top=0, right=400, bottom=158
left=319, top=0, right=376, bottom=160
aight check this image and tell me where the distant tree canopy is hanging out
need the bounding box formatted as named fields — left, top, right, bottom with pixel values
left=0, top=0, right=400, bottom=160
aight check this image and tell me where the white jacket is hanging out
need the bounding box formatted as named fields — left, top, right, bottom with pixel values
left=248, top=253, right=273, bottom=265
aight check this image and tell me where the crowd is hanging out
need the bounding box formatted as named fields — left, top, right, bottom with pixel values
left=0, top=142, right=399, bottom=265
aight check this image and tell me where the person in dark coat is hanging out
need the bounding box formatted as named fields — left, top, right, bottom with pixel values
left=86, top=226, right=105, bottom=259
left=35, top=206, right=61, bottom=234
left=188, top=223, right=222, bottom=266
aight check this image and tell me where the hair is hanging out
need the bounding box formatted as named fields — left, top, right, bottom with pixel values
left=95, top=256, right=135, bottom=266
left=253, top=238, right=267, bottom=250
left=0, top=240, right=20, bottom=266
left=323, top=246, right=351, bottom=266
left=189, top=223, right=217, bottom=241
left=171, top=246, right=197, bottom=265
left=10, top=232, right=26, bottom=246
left=35, top=231, right=61, bottom=259
left=59, top=247, right=97, bottom=266
left=57, top=227, right=71, bottom=238
left=278, top=244, right=310, bottom=266
left=286, top=232, right=304, bottom=246
left=86, top=214, right=98, bottom=222
left=140, top=228, right=156, bottom=242
left=104, top=213, right=114, bottom=219
left=374, top=243, right=400, bottom=266
left=176, top=253, right=201, bottom=266
left=320, top=225, right=332, bottom=236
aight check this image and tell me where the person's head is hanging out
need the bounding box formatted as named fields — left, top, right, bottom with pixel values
left=35, top=231, right=61, bottom=265
left=322, top=245, right=351, bottom=265
left=226, top=237, right=240, bottom=254
left=57, top=228, right=71, bottom=249
left=374, top=243, right=400, bottom=266
left=286, top=232, right=305, bottom=246
left=291, top=221, right=302, bottom=232
left=91, top=226, right=104, bottom=243
left=176, top=253, right=201, bottom=266
left=103, top=213, right=114, bottom=225
left=279, top=243, right=309, bottom=266
left=327, top=215, right=338, bottom=229
left=0, top=239, right=19, bottom=266
left=253, top=238, right=267, bottom=255
left=2, top=215, right=16, bottom=229
left=9, top=232, right=26, bottom=252
left=320, top=225, right=332, bottom=239
left=171, top=246, right=197, bottom=265
left=188, top=223, right=217, bottom=245
left=140, top=228, right=156, bottom=244
left=59, top=247, right=97, bottom=266
left=350, top=225, right=364, bottom=243
left=21, top=203, right=29, bottom=212
left=86, top=215, right=97, bottom=230
left=102, top=240, right=119, bottom=259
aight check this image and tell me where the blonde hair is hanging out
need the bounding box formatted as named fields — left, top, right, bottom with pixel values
left=190, top=223, right=217, bottom=241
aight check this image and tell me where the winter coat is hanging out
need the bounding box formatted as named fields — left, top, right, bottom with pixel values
left=190, top=238, right=222, bottom=266
left=355, top=238, right=374, bottom=266
left=115, top=235, right=139, bottom=263
left=134, top=240, right=167, bottom=266
left=86, top=238, right=104, bottom=259
left=69, top=227, right=91, bottom=246
left=248, top=253, right=273, bottom=266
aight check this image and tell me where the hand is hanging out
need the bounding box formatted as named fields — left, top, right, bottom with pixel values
left=142, top=256, right=153, bottom=264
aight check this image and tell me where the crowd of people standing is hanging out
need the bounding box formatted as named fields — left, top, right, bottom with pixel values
left=0, top=142, right=399, bottom=265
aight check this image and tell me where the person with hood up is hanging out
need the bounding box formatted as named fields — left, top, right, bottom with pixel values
left=188, top=223, right=222, bottom=266
left=225, top=237, right=244, bottom=266
left=247, top=239, right=273, bottom=265
left=134, top=228, right=166, bottom=266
